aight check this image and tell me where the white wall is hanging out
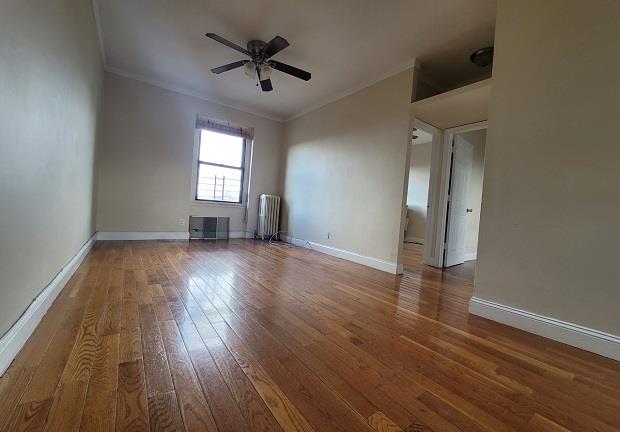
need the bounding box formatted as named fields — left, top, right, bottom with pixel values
left=475, top=0, right=620, bottom=335
left=281, top=69, right=413, bottom=265
left=0, top=0, right=103, bottom=335
left=96, top=73, right=284, bottom=236
left=460, top=130, right=486, bottom=255
left=405, top=142, right=432, bottom=242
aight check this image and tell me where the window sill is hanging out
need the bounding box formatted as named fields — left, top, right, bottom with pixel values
left=191, top=200, right=246, bottom=208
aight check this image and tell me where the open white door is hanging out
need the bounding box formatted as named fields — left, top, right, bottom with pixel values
left=444, top=136, right=473, bottom=267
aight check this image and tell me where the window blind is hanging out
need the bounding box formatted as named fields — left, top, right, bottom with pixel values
left=195, top=116, right=253, bottom=139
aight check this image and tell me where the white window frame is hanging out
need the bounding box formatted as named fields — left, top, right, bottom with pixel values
left=190, top=128, right=252, bottom=207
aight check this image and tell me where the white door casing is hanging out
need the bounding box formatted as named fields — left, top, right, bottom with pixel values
left=445, top=135, right=473, bottom=267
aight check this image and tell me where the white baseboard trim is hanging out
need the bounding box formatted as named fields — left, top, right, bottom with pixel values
left=404, top=236, right=424, bottom=245
left=96, top=231, right=190, bottom=240
left=469, top=297, right=620, bottom=361
left=229, top=231, right=255, bottom=239
left=464, top=252, right=477, bottom=261
left=0, top=234, right=96, bottom=376
left=284, top=235, right=402, bottom=274
left=96, top=231, right=257, bottom=240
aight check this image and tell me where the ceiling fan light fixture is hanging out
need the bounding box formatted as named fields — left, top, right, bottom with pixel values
left=260, top=63, right=272, bottom=80
left=244, top=61, right=256, bottom=78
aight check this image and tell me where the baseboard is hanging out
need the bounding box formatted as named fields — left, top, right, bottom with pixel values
left=229, top=231, right=255, bottom=239
left=96, top=231, right=190, bottom=240
left=284, top=235, right=402, bottom=274
left=0, top=234, right=96, bottom=376
left=95, top=231, right=258, bottom=240
left=404, top=236, right=424, bottom=245
left=469, top=297, right=620, bottom=361
left=464, top=252, right=477, bottom=261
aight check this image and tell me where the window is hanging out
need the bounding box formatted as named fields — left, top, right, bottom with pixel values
left=195, top=129, right=246, bottom=203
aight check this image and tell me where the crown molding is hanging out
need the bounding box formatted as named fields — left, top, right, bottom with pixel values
left=105, top=66, right=287, bottom=123
left=284, top=59, right=416, bottom=122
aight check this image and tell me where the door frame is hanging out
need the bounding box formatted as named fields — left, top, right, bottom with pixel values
left=411, top=118, right=441, bottom=266
left=433, top=121, right=487, bottom=267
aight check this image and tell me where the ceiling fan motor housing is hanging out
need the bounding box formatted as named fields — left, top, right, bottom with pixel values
left=247, top=40, right=267, bottom=58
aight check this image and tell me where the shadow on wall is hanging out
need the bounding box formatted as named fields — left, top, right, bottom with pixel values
left=405, top=206, right=427, bottom=243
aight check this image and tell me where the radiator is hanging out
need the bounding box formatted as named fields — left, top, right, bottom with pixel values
left=257, top=194, right=280, bottom=240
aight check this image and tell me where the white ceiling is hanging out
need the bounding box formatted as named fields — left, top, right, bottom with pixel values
left=94, top=0, right=496, bottom=121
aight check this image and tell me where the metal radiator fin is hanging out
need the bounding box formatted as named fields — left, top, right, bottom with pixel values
left=257, top=194, right=280, bottom=240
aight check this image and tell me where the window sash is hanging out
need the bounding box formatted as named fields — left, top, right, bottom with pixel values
left=198, top=130, right=245, bottom=168
left=195, top=134, right=246, bottom=204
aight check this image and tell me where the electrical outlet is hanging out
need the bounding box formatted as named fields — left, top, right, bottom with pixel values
left=178, top=218, right=186, bottom=226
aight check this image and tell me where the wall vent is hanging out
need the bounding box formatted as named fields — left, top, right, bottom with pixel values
left=189, top=216, right=229, bottom=240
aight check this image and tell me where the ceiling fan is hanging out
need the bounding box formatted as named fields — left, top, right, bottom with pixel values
left=205, top=33, right=311, bottom=92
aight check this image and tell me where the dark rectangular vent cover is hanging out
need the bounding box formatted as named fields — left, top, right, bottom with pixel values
left=189, top=216, right=229, bottom=240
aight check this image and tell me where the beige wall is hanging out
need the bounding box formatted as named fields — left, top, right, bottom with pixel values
left=96, top=73, right=284, bottom=235
left=475, top=0, right=620, bottom=334
left=405, top=142, right=432, bottom=242
left=460, top=130, right=486, bottom=255
left=281, top=69, right=413, bottom=264
left=0, top=1, right=103, bottom=335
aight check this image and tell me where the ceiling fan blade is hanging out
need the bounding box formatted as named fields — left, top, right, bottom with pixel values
left=260, top=78, right=273, bottom=92
left=205, top=33, right=250, bottom=56
left=262, top=36, right=289, bottom=58
left=271, top=61, right=311, bottom=81
left=211, top=60, right=249, bottom=74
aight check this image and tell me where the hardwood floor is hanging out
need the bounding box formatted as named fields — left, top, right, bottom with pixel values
left=1, top=240, right=618, bottom=431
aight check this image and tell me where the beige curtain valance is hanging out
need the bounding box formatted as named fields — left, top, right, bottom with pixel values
left=195, top=116, right=253, bottom=139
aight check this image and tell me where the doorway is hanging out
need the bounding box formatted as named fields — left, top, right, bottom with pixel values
left=400, top=119, right=441, bottom=270
left=440, top=123, right=487, bottom=268
left=404, top=128, right=433, bottom=245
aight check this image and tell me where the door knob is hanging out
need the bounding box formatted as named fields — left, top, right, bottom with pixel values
left=466, top=208, right=473, bottom=213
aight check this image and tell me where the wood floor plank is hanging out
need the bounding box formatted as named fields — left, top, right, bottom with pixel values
left=205, top=337, right=285, bottom=432
left=367, top=411, right=403, bottom=432
left=119, top=325, right=142, bottom=363
left=528, top=413, right=571, bottom=432
left=0, top=368, right=36, bottom=431
left=188, top=348, right=253, bottom=432
left=43, top=379, right=89, bottom=432
left=158, top=320, right=219, bottom=432
left=147, top=391, right=185, bottom=432
left=20, top=307, right=86, bottom=403
left=209, top=321, right=316, bottom=432
left=60, top=266, right=111, bottom=384
left=116, top=360, right=150, bottom=432
left=79, top=333, right=120, bottom=431
left=5, top=398, right=54, bottom=432
left=138, top=304, right=174, bottom=397
left=153, top=296, right=174, bottom=322
left=100, top=267, right=124, bottom=336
